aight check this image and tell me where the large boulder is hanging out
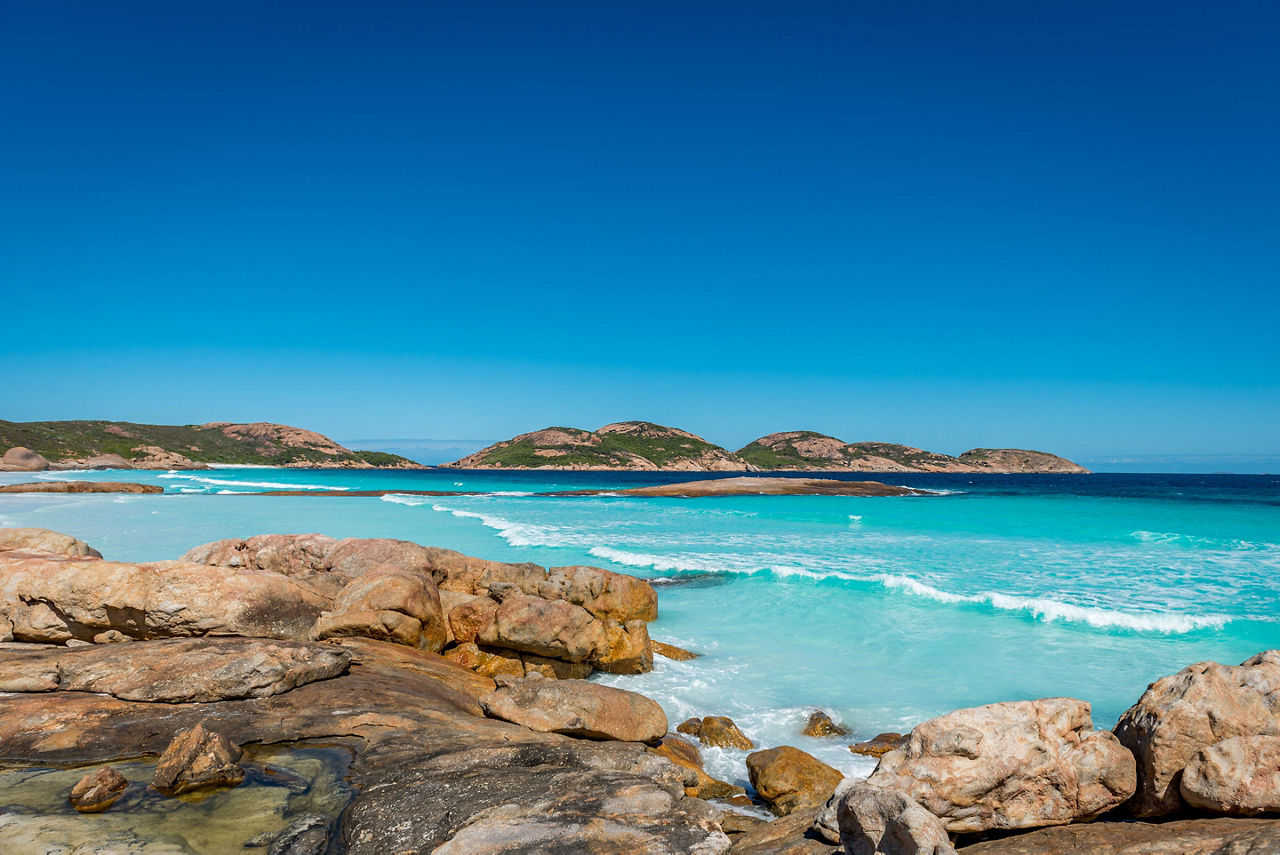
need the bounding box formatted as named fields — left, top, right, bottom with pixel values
left=1180, top=735, right=1280, bottom=814
left=0, top=527, right=102, bottom=558
left=0, top=638, right=350, bottom=702
left=1113, top=651, right=1280, bottom=816
left=595, top=617, right=654, bottom=674
left=313, top=569, right=446, bottom=651
left=747, top=745, right=844, bottom=816
left=1, top=447, right=49, bottom=471
left=869, top=698, right=1135, bottom=833
left=446, top=594, right=499, bottom=644
left=834, top=783, right=956, bottom=855
left=479, top=672, right=667, bottom=742
left=150, top=723, right=245, bottom=795
left=0, top=552, right=328, bottom=643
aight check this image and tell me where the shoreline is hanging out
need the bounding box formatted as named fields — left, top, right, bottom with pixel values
left=1, top=526, right=1278, bottom=853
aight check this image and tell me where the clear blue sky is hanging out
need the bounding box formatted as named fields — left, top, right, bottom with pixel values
left=3, top=1, right=1277, bottom=464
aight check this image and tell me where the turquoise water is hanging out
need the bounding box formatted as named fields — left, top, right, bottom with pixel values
left=3, top=467, right=1277, bottom=787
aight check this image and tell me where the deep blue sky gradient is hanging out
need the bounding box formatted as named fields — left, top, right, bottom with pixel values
left=2, top=1, right=1277, bottom=462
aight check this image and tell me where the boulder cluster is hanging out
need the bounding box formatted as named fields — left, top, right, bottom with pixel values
left=2, top=526, right=1280, bottom=853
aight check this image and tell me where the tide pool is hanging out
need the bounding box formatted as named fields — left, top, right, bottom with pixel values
left=2, top=467, right=1277, bottom=790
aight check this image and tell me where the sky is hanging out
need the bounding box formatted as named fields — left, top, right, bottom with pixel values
left=2, top=1, right=1277, bottom=467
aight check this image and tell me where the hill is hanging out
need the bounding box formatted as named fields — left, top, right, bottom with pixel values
left=0, top=420, right=423, bottom=470
left=442, top=422, right=753, bottom=471
left=736, top=431, right=1088, bottom=473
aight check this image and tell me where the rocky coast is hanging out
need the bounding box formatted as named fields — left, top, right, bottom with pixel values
left=1, top=526, right=1278, bottom=853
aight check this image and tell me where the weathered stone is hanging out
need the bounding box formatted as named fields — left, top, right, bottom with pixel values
left=480, top=672, right=668, bottom=742
left=519, top=651, right=592, bottom=680
left=1114, top=651, right=1280, bottom=816
left=870, top=698, right=1135, bottom=833
left=728, top=807, right=843, bottom=854
left=747, top=745, right=844, bottom=816
left=1180, top=735, right=1280, bottom=814
left=313, top=569, right=446, bottom=651
left=68, top=765, right=129, bottom=812
left=804, top=710, right=849, bottom=738
left=680, top=715, right=756, bottom=750
left=265, top=814, right=330, bottom=855
left=595, top=617, right=655, bottom=674
left=531, top=564, right=659, bottom=622
left=151, top=723, right=245, bottom=795
left=0, top=481, right=162, bottom=494
left=835, top=783, right=956, bottom=855
left=0, top=551, right=328, bottom=643
left=0, top=527, right=102, bottom=558
left=477, top=593, right=604, bottom=662
left=653, top=639, right=699, bottom=661
left=851, top=733, right=906, bottom=758
left=652, top=733, right=744, bottom=800
left=956, top=817, right=1280, bottom=854
left=443, top=642, right=526, bottom=678
left=1, top=447, right=49, bottom=471
left=447, top=594, right=499, bottom=644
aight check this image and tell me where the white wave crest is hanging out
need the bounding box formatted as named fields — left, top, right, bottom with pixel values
left=873, top=574, right=1229, bottom=633
left=426, top=504, right=569, bottom=548
left=158, top=473, right=346, bottom=491
left=1130, top=530, right=1276, bottom=551
left=587, top=546, right=731, bottom=574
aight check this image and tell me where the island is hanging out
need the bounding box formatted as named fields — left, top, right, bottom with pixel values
left=0, top=420, right=423, bottom=471
left=446, top=422, right=1089, bottom=473
left=550, top=476, right=927, bottom=497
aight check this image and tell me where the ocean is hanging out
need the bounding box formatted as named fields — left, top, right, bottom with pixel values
left=2, top=467, right=1277, bottom=791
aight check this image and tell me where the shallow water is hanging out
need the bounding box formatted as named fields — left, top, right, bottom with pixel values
left=0, top=744, right=352, bottom=854
left=2, top=467, right=1278, bottom=787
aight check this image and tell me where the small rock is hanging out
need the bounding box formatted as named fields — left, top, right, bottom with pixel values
left=651, top=733, right=745, bottom=800
left=679, top=715, right=755, bottom=749
left=68, top=765, right=129, bottom=813
left=653, top=640, right=699, bottom=661
left=151, top=723, right=245, bottom=795
left=746, top=745, right=844, bottom=816
left=850, top=733, right=906, bottom=758
left=804, top=710, right=849, bottom=738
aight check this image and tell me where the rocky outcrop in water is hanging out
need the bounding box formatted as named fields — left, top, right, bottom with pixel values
left=151, top=724, right=246, bottom=795
left=68, top=766, right=129, bottom=813
left=746, top=746, right=844, bottom=816
left=679, top=715, right=756, bottom=750
left=0, top=480, right=164, bottom=493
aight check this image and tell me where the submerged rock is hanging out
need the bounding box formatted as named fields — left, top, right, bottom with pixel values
left=868, top=697, right=1135, bottom=833
left=1114, top=651, right=1280, bottom=816
left=479, top=672, right=667, bottom=742
left=804, top=710, right=849, bottom=738
left=151, top=724, right=245, bottom=795
left=68, top=765, right=129, bottom=813
left=746, top=746, right=844, bottom=816
left=653, top=639, right=699, bottom=660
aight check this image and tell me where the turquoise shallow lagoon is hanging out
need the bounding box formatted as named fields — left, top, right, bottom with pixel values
left=3, top=467, right=1277, bottom=789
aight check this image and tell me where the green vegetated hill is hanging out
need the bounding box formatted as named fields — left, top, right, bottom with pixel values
left=443, top=422, right=752, bottom=471
left=448, top=423, right=1087, bottom=473
left=0, top=420, right=421, bottom=469
left=736, top=431, right=1088, bottom=473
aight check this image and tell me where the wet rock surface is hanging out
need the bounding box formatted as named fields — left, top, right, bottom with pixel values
left=68, top=765, right=129, bottom=812
left=803, top=710, right=849, bottom=738
left=151, top=724, right=246, bottom=795
left=680, top=715, right=756, bottom=750
left=746, top=746, right=844, bottom=816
